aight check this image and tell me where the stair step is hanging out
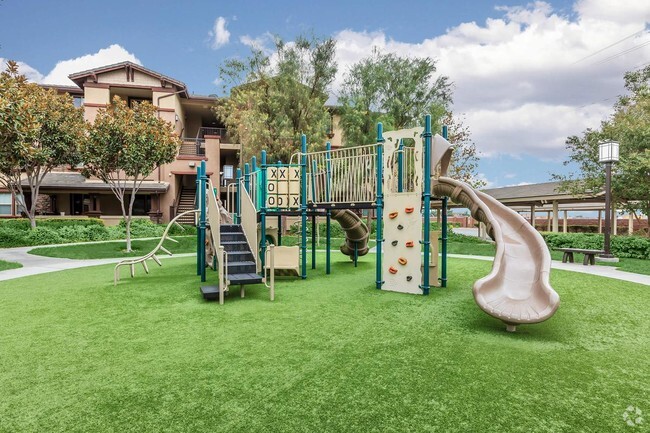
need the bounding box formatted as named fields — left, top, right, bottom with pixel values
left=226, top=251, right=255, bottom=261
left=226, top=261, right=257, bottom=274
left=200, top=285, right=228, bottom=301
left=220, top=224, right=243, bottom=233
left=228, top=273, right=263, bottom=285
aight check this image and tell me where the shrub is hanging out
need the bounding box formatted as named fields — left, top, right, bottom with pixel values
left=0, top=227, right=28, bottom=248
left=24, top=227, right=64, bottom=246
left=541, top=232, right=650, bottom=260
left=118, top=219, right=164, bottom=238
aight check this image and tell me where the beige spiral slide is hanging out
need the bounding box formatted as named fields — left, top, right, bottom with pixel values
left=432, top=177, right=560, bottom=331
left=330, top=209, right=370, bottom=258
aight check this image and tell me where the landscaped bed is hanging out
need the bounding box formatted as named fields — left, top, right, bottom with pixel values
left=0, top=259, right=22, bottom=271
left=0, top=255, right=647, bottom=432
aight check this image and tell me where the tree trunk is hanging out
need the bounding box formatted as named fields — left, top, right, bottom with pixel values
left=125, top=216, right=132, bottom=252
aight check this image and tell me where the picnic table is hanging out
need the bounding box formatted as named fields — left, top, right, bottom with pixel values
left=555, top=248, right=605, bottom=265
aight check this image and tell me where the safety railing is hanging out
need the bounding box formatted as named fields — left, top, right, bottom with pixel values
left=304, top=144, right=379, bottom=205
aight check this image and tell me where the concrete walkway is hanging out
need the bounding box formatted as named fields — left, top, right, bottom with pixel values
left=0, top=245, right=194, bottom=282
left=0, top=242, right=648, bottom=286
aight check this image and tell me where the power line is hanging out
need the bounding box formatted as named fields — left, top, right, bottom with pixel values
left=591, top=41, right=650, bottom=66
left=573, top=27, right=647, bottom=65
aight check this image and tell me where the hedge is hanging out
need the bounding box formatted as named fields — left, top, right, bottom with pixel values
left=542, top=232, right=650, bottom=260
left=0, top=218, right=196, bottom=248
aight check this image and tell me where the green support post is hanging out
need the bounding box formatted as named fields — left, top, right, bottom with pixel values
left=376, top=123, right=384, bottom=290
left=421, top=115, right=432, bottom=295
left=325, top=142, right=331, bottom=275
left=300, top=135, right=308, bottom=279
left=244, top=163, right=250, bottom=194
left=311, top=214, right=316, bottom=269
left=277, top=215, right=282, bottom=246
left=441, top=125, right=449, bottom=288
left=199, top=160, right=207, bottom=283
left=196, top=164, right=202, bottom=276
left=235, top=168, right=242, bottom=225
left=260, top=150, right=267, bottom=270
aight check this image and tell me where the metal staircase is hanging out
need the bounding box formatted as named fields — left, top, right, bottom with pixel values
left=201, top=224, right=263, bottom=301
left=176, top=187, right=197, bottom=225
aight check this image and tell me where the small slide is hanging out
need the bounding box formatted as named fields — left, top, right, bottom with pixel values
left=330, top=209, right=370, bottom=258
left=432, top=177, right=560, bottom=331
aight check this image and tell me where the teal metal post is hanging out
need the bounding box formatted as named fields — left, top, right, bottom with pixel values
left=441, top=125, right=449, bottom=288
left=421, top=115, right=432, bottom=295
left=199, top=160, right=207, bottom=283
left=277, top=215, right=282, bottom=246
left=300, top=135, right=308, bottom=279
left=235, top=168, right=242, bottom=225
left=325, top=142, right=331, bottom=275
left=376, top=123, right=384, bottom=289
left=260, top=150, right=267, bottom=270
left=397, top=139, right=404, bottom=193
left=196, top=164, right=202, bottom=276
left=311, top=159, right=318, bottom=269
left=244, top=163, right=250, bottom=194
left=251, top=156, right=257, bottom=172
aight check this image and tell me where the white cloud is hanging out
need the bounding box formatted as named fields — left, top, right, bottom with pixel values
left=476, top=173, right=495, bottom=188
left=330, top=1, right=650, bottom=158
left=209, top=17, right=231, bottom=50
left=0, top=58, right=44, bottom=82
left=41, top=44, right=140, bottom=86
left=239, top=32, right=274, bottom=53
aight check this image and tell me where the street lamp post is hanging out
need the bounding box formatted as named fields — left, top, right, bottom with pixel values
left=598, top=141, right=619, bottom=259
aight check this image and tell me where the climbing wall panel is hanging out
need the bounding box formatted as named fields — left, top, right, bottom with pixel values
left=383, top=192, right=423, bottom=294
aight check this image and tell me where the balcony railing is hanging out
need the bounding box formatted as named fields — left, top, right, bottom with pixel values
left=197, top=127, right=231, bottom=144
left=178, top=128, right=234, bottom=157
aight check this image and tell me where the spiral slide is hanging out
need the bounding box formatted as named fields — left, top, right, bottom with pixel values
left=432, top=176, right=560, bottom=331
left=330, top=209, right=370, bottom=258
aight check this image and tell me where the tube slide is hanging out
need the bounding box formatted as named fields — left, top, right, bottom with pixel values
left=432, top=177, right=560, bottom=331
left=330, top=209, right=370, bottom=258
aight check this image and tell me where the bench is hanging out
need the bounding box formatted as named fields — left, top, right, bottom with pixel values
left=556, top=248, right=605, bottom=265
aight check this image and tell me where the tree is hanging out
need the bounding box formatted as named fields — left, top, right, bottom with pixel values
left=338, top=50, right=484, bottom=187
left=214, top=34, right=337, bottom=163
left=442, top=112, right=485, bottom=188
left=554, top=65, right=650, bottom=236
left=82, top=96, right=181, bottom=251
left=0, top=61, right=85, bottom=228
left=338, top=49, right=452, bottom=146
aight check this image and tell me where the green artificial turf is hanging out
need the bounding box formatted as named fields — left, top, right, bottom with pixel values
left=0, top=255, right=648, bottom=432
left=0, top=259, right=22, bottom=271
left=28, top=236, right=197, bottom=259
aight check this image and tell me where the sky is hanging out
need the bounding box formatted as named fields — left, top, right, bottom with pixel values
left=1, top=0, right=649, bottom=188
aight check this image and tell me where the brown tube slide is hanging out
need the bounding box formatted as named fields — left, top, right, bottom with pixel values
left=330, top=209, right=370, bottom=258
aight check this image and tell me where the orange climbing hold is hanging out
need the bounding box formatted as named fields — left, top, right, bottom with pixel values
left=398, top=257, right=408, bottom=265
left=389, top=211, right=398, bottom=219
left=405, top=241, right=414, bottom=247
left=405, top=207, right=414, bottom=213
left=388, top=266, right=398, bottom=274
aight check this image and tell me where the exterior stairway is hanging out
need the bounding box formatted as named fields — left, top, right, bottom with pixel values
left=201, top=224, right=263, bottom=301
left=175, top=187, right=197, bottom=225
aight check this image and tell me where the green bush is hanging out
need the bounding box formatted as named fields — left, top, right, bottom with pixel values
left=0, top=227, right=28, bottom=248
left=541, top=233, right=650, bottom=260
left=0, top=217, right=188, bottom=248
left=24, top=227, right=64, bottom=246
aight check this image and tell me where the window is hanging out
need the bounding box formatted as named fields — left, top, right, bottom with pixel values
left=0, top=193, right=12, bottom=215
left=73, top=96, right=84, bottom=108
left=223, top=165, right=234, bottom=180
left=128, top=97, right=152, bottom=108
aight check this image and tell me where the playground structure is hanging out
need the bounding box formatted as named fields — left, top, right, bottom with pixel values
left=200, top=115, right=560, bottom=330
left=118, top=114, right=559, bottom=331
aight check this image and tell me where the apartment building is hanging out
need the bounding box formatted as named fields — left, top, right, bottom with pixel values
left=1, top=61, right=240, bottom=223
